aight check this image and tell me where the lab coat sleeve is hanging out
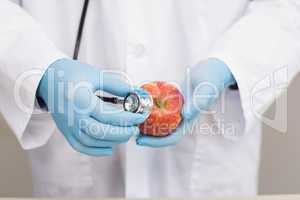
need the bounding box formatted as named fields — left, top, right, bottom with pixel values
left=210, top=0, right=300, bottom=133
left=0, top=1, right=66, bottom=149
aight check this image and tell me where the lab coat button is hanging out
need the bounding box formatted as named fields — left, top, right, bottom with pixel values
left=129, top=43, right=146, bottom=58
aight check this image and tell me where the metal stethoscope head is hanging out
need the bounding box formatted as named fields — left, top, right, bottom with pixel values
left=95, top=89, right=153, bottom=117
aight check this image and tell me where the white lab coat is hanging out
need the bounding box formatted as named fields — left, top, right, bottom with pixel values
left=1, top=0, right=300, bottom=198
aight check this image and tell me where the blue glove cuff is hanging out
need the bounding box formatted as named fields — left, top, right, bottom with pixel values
left=206, top=57, right=236, bottom=89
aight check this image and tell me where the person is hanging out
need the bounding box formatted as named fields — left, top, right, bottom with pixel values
left=0, top=0, right=300, bottom=198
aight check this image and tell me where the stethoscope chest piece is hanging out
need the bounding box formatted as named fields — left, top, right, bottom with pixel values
left=123, top=90, right=153, bottom=117
left=96, top=89, right=153, bottom=117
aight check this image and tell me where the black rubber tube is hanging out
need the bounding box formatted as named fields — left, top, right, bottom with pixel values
left=73, top=0, right=90, bottom=59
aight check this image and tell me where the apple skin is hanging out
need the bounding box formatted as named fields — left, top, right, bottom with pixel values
left=139, top=81, right=184, bottom=137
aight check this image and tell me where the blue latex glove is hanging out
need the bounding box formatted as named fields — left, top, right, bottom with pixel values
left=37, top=59, right=147, bottom=156
left=136, top=58, right=236, bottom=147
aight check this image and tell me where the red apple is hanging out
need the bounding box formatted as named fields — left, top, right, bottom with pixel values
left=139, top=81, right=184, bottom=137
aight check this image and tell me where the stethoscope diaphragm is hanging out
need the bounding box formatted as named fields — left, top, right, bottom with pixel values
left=96, top=89, right=153, bottom=117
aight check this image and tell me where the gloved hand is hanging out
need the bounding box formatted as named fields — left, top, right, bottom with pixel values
left=136, top=58, right=236, bottom=147
left=37, top=58, right=147, bottom=156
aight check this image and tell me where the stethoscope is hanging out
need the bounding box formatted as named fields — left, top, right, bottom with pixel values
left=72, top=0, right=153, bottom=116
left=72, top=0, right=237, bottom=114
